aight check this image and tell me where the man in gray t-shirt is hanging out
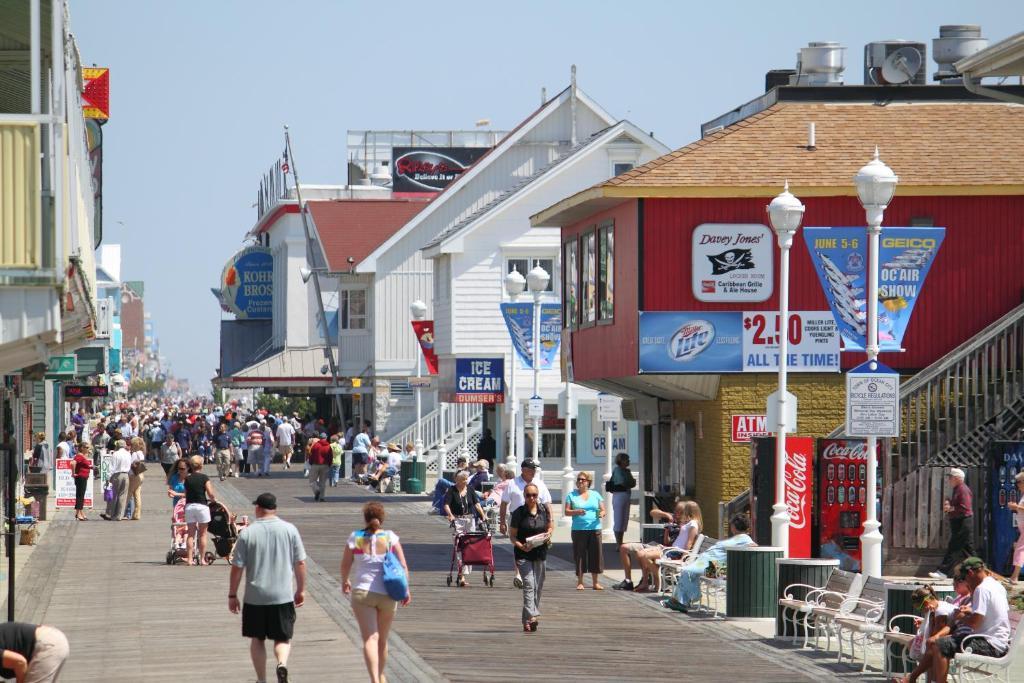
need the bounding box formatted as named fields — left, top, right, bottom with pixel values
left=229, top=493, right=306, bottom=683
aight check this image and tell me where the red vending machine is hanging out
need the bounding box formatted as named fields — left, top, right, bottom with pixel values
left=817, top=438, right=877, bottom=571
left=750, top=436, right=815, bottom=558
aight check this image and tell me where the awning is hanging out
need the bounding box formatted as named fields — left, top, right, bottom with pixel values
left=217, top=346, right=339, bottom=390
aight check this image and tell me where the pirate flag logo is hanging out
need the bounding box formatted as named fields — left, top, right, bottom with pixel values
left=707, top=248, right=754, bottom=275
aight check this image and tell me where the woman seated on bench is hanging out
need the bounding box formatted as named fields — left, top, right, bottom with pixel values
left=632, top=501, right=702, bottom=593
left=663, top=514, right=754, bottom=612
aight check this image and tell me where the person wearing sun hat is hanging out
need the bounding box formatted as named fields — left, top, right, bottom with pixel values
left=930, top=467, right=976, bottom=579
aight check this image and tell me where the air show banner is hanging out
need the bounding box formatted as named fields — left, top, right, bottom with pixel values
left=803, top=227, right=944, bottom=352
left=638, top=311, right=839, bottom=373
left=500, top=303, right=562, bottom=370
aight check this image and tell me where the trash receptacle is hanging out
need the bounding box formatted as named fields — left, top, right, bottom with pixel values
left=726, top=546, right=783, bottom=618
left=401, top=460, right=426, bottom=494
left=775, top=558, right=839, bottom=638
left=24, top=486, right=49, bottom=522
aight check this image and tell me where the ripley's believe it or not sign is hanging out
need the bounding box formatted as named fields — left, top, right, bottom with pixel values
left=391, top=147, right=489, bottom=193
left=220, top=246, right=273, bottom=319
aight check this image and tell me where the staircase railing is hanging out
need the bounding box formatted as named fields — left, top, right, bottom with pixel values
left=390, top=402, right=483, bottom=457
left=897, top=303, right=1024, bottom=473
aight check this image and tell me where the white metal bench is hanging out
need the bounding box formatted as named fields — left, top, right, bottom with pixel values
left=951, top=610, right=1023, bottom=683
left=778, top=568, right=862, bottom=647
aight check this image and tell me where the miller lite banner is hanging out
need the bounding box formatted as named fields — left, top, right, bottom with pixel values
left=411, top=320, right=439, bottom=375
left=391, top=147, right=489, bottom=193
left=803, top=227, right=945, bottom=352
left=750, top=436, right=815, bottom=558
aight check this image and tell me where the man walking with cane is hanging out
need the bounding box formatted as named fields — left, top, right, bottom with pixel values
left=229, top=493, right=307, bottom=683
left=930, top=467, right=976, bottom=579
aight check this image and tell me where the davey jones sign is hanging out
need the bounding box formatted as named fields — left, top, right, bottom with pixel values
left=692, top=224, right=774, bottom=302
left=391, top=147, right=490, bottom=193
left=638, top=311, right=840, bottom=373
left=220, top=246, right=273, bottom=319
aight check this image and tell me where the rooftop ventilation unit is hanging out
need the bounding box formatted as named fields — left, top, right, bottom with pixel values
left=864, top=40, right=927, bottom=85
left=791, top=42, right=846, bottom=86
left=933, top=25, right=988, bottom=83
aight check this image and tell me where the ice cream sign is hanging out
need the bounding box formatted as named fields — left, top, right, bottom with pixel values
left=803, top=227, right=944, bottom=352
left=220, top=246, right=273, bottom=319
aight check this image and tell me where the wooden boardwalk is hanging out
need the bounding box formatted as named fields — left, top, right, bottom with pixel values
left=224, top=468, right=841, bottom=683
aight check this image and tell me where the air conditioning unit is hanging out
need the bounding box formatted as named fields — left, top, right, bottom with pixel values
left=620, top=397, right=659, bottom=423
left=864, top=41, right=927, bottom=85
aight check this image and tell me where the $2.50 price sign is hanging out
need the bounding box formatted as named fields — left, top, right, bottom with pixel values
left=740, top=310, right=840, bottom=372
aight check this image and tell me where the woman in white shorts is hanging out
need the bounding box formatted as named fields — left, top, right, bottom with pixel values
left=183, top=455, right=218, bottom=566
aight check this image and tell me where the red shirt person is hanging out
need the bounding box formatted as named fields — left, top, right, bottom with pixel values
left=72, top=445, right=93, bottom=521
left=932, top=467, right=977, bottom=578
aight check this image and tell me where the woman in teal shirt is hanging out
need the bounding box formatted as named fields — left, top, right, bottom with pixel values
left=564, top=471, right=606, bottom=591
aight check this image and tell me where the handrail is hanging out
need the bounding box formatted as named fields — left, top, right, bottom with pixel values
left=901, top=302, right=1024, bottom=396
left=390, top=402, right=482, bottom=453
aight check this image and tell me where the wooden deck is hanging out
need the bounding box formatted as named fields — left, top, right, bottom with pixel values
left=223, top=468, right=839, bottom=683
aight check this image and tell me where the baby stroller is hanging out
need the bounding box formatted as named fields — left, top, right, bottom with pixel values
left=166, top=498, right=189, bottom=565
left=203, top=500, right=241, bottom=565
left=447, top=526, right=495, bottom=587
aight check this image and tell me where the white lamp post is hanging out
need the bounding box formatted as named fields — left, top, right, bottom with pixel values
left=766, top=181, right=805, bottom=557
left=410, top=299, right=427, bottom=459
left=504, top=267, right=526, bottom=473
left=558, top=383, right=575, bottom=527
left=526, top=265, right=550, bottom=464
left=854, top=147, right=898, bottom=579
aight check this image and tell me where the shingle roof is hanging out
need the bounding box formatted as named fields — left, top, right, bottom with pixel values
left=308, top=199, right=430, bottom=272
left=423, top=123, right=634, bottom=250
left=604, top=101, right=1024, bottom=193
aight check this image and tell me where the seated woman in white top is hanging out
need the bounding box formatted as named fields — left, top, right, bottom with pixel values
left=634, top=500, right=702, bottom=593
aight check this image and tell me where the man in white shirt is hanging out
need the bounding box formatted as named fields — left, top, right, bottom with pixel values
left=276, top=420, right=296, bottom=469
left=926, top=557, right=1010, bottom=683
left=100, top=440, right=133, bottom=521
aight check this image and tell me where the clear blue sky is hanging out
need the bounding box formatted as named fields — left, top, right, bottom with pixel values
left=70, top=0, right=1021, bottom=391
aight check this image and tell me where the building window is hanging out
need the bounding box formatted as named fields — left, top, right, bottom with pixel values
left=506, top=257, right=554, bottom=292
left=598, top=221, right=614, bottom=322
left=613, top=162, right=634, bottom=176
left=340, top=289, right=367, bottom=330
left=563, top=239, right=579, bottom=329
left=581, top=230, right=597, bottom=325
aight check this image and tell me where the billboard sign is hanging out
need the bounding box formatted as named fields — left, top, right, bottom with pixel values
left=447, top=357, right=504, bottom=404
left=639, top=311, right=839, bottom=373
left=220, top=246, right=273, bottom=319
left=692, top=223, right=774, bottom=302
left=803, top=227, right=944, bottom=351
left=391, top=147, right=489, bottom=193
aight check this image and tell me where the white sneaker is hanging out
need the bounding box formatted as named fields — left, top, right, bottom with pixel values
left=928, top=571, right=948, bottom=579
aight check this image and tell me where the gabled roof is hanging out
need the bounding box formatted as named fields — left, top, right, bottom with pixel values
left=423, top=121, right=668, bottom=253
left=533, top=98, right=1024, bottom=227
left=355, top=85, right=617, bottom=273
left=307, top=199, right=430, bottom=272
left=956, top=31, right=1024, bottom=77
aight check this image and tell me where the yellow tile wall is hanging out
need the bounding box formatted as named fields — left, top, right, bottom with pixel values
left=673, top=374, right=846, bottom=533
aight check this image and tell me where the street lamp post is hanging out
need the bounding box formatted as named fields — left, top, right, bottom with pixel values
left=410, top=300, right=427, bottom=459
left=854, top=148, right=898, bottom=579
left=503, top=268, right=526, bottom=473
left=766, top=181, right=805, bottom=557
left=558, top=383, right=574, bottom=527
left=526, top=265, right=550, bottom=464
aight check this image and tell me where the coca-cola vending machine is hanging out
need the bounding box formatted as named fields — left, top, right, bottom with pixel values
left=750, top=436, right=815, bottom=558
left=817, top=438, right=879, bottom=571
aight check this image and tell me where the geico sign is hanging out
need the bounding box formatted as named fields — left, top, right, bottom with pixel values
left=882, top=237, right=937, bottom=248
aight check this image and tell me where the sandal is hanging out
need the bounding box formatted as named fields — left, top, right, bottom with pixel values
left=576, top=584, right=585, bottom=591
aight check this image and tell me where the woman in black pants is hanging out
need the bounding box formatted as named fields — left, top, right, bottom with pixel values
left=72, top=442, right=93, bottom=521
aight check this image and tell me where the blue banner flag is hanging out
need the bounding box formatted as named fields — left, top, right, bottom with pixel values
left=803, top=227, right=944, bottom=351
left=500, top=303, right=562, bottom=370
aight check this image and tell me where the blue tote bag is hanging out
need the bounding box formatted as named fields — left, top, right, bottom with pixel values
left=382, top=535, right=408, bottom=601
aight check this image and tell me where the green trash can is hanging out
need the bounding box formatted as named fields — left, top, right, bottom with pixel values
left=726, top=546, right=783, bottom=618
left=401, top=459, right=426, bottom=494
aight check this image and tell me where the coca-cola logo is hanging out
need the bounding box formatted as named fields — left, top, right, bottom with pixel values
left=393, top=151, right=470, bottom=191
left=785, top=451, right=809, bottom=530
left=668, top=320, right=715, bottom=362
left=821, top=440, right=868, bottom=460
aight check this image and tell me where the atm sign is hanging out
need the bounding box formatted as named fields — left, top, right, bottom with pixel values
left=731, top=414, right=769, bottom=443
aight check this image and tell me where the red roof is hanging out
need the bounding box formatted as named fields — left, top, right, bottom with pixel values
left=307, top=199, right=430, bottom=271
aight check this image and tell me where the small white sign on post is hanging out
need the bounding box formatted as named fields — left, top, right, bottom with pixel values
left=528, top=396, right=545, bottom=418
left=765, top=390, right=798, bottom=434
left=846, top=360, right=900, bottom=438
left=597, top=393, right=622, bottom=423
